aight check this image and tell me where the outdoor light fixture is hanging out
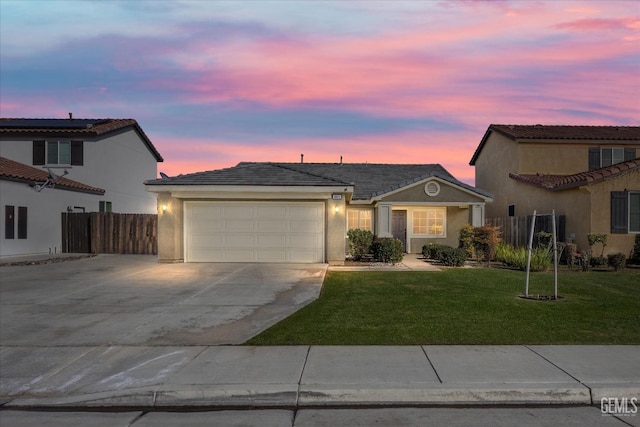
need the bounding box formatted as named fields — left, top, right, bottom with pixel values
left=334, top=206, right=340, bottom=213
left=162, top=204, right=168, bottom=212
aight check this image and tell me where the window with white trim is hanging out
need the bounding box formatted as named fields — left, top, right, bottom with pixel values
left=412, top=208, right=445, bottom=236
left=347, top=209, right=372, bottom=231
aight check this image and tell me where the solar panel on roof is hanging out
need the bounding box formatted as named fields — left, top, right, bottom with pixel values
left=0, top=119, right=108, bottom=129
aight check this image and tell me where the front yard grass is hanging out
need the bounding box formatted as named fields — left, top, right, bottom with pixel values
left=246, top=268, right=640, bottom=345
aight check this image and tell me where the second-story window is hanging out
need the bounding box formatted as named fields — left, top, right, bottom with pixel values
left=589, top=147, right=636, bottom=170
left=33, top=140, right=83, bottom=166
left=601, top=148, right=624, bottom=168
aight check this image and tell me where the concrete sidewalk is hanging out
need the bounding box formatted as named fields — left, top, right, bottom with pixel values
left=1, top=345, right=638, bottom=409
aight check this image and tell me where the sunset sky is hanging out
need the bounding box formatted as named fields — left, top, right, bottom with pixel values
left=1, top=0, right=638, bottom=184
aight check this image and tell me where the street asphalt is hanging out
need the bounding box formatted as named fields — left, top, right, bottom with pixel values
left=0, top=254, right=638, bottom=424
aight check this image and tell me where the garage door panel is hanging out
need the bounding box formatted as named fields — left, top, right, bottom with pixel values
left=185, top=201, right=324, bottom=263
left=258, top=219, right=288, bottom=232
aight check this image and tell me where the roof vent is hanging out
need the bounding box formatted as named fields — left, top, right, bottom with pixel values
left=300, top=153, right=304, bottom=163
left=424, top=181, right=441, bottom=197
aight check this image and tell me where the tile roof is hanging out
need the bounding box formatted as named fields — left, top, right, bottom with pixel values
left=470, top=124, right=640, bottom=165
left=509, top=158, right=640, bottom=191
left=0, top=118, right=164, bottom=162
left=146, top=162, right=492, bottom=201
left=0, top=157, right=105, bottom=195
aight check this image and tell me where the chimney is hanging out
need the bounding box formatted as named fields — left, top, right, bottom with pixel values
left=68, top=112, right=73, bottom=120
left=340, top=155, right=343, bottom=165
left=300, top=153, right=304, bottom=163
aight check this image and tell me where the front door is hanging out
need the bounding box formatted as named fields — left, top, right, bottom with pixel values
left=392, top=210, right=407, bottom=252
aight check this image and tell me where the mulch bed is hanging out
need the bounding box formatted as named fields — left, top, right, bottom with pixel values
left=0, top=254, right=97, bottom=267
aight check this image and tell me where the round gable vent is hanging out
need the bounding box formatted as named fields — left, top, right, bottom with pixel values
left=424, top=181, right=440, bottom=197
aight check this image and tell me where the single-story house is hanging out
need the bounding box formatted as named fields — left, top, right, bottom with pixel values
left=145, top=162, right=493, bottom=264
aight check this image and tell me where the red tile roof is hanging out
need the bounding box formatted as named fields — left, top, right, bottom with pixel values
left=0, top=157, right=105, bottom=195
left=470, top=124, right=640, bottom=165
left=489, top=124, right=640, bottom=141
left=0, top=118, right=164, bottom=162
left=509, top=158, right=640, bottom=191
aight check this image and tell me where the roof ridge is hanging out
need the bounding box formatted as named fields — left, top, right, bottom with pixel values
left=273, top=163, right=354, bottom=185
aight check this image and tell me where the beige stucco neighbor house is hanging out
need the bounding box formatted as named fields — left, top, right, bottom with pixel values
left=145, top=162, right=492, bottom=264
left=0, top=118, right=163, bottom=257
left=470, top=124, right=640, bottom=256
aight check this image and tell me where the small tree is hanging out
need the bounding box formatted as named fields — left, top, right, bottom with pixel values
left=587, top=233, right=608, bottom=257
left=631, top=235, right=640, bottom=264
left=473, top=225, right=501, bottom=263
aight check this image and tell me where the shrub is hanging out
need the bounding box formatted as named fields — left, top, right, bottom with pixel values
left=590, top=256, right=608, bottom=268
left=347, top=228, right=373, bottom=261
left=458, top=224, right=474, bottom=258
left=371, top=238, right=404, bottom=263
left=439, top=246, right=467, bottom=267
left=422, top=243, right=449, bottom=260
left=607, top=252, right=626, bottom=271
left=473, top=225, right=501, bottom=262
left=535, top=231, right=553, bottom=249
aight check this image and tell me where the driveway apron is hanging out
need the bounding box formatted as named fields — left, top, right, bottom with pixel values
left=0, top=255, right=326, bottom=346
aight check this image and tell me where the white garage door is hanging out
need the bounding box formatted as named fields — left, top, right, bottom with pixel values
left=185, top=201, right=324, bottom=263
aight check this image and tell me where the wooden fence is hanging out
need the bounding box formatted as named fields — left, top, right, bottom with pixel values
left=485, top=214, right=566, bottom=248
left=62, top=212, right=157, bottom=254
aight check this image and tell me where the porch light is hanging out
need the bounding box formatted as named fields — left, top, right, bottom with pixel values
left=161, top=204, right=168, bottom=213
left=334, top=206, right=340, bottom=213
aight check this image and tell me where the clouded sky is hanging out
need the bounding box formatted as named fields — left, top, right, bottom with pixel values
left=1, top=0, right=638, bottom=184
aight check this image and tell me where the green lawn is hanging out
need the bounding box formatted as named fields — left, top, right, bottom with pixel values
left=246, top=268, right=640, bottom=345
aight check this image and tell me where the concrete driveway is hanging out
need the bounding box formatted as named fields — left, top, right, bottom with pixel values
left=0, top=255, right=326, bottom=346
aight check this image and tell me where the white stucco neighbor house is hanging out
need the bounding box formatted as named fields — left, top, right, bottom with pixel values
left=0, top=118, right=163, bottom=257
left=145, top=162, right=493, bottom=264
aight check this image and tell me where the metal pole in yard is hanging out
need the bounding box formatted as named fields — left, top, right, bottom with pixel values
left=525, top=210, right=536, bottom=297
left=552, top=210, right=558, bottom=299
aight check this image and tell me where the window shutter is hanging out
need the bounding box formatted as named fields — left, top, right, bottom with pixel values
left=611, top=191, right=628, bottom=234
left=71, top=141, right=83, bottom=165
left=17, top=207, right=27, bottom=239
left=33, top=140, right=45, bottom=165
left=624, top=148, right=637, bottom=161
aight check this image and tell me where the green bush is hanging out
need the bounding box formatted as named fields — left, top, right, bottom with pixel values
left=495, top=242, right=552, bottom=272
left=439, top=246, right=467, bottom=267
left=535, top=231, right=553, bottom=249
left=587, top=233, right=607, bottom=257
left=458, top=224, right=474, bottom=258
left=347, top=228, right=373, bottom=261
left=607, top=252, right=626, bottom=271
left=422, top=243, right=449, bottom=260
left=371, top=238, right=404, bottom=263
left=590, top=256, right=608, bottom=268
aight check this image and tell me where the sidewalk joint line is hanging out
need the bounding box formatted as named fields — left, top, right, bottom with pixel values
left=525, top=346, right=593, bottom=404
left=421, top=346, right=442, bottom=384
left=295, top=345, right=311, bottom=414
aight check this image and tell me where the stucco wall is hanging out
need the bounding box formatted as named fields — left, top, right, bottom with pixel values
left=381, top=179, right=487, bottom=204
left=1, top=129, right=159, bottom=214
left=474, top=132, right=519, bottom=218
left=0, top=180, right=101, bottom=257
left=156, top=193, right=184, bottom=263
left=519, top=142, right=638, bottom=175
left=588, top=169, right=639, bottom=257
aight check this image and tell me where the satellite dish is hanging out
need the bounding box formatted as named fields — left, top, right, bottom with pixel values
left=34, top=168, right=69, bottom=192
left=159, top=172, right=170, bottom=180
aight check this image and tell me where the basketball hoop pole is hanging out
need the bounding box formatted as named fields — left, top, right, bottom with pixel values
left=525, top=210, right=536, bottom=298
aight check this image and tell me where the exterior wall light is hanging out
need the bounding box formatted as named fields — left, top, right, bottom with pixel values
left=334, top=206, right=340, bottom=213
left=161, top=204, right=168, bottom=213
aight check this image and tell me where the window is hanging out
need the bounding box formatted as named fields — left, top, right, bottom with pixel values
left=5, top=206, right=14, bottom=239
left=33, top=140, right=83, bottom=166
left=347, top=209, right=372, bottom=231
left=589, top=147, right=636, bottom=170
left=17, top=207, right=27, bottom=239
left=508, top=205, right=515, bottom=217
left=99, top=201, right=112, bottom=212
left=413, top=208, right=445, bottom=236
left=4, top=206, right=27, bottom=239
left=611, top=191, right=640, bottom=233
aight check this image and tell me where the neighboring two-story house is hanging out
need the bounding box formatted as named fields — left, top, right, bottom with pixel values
left=470, top=124, right=640, bottom=256
left=0, top=118, right=163, bottom=257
